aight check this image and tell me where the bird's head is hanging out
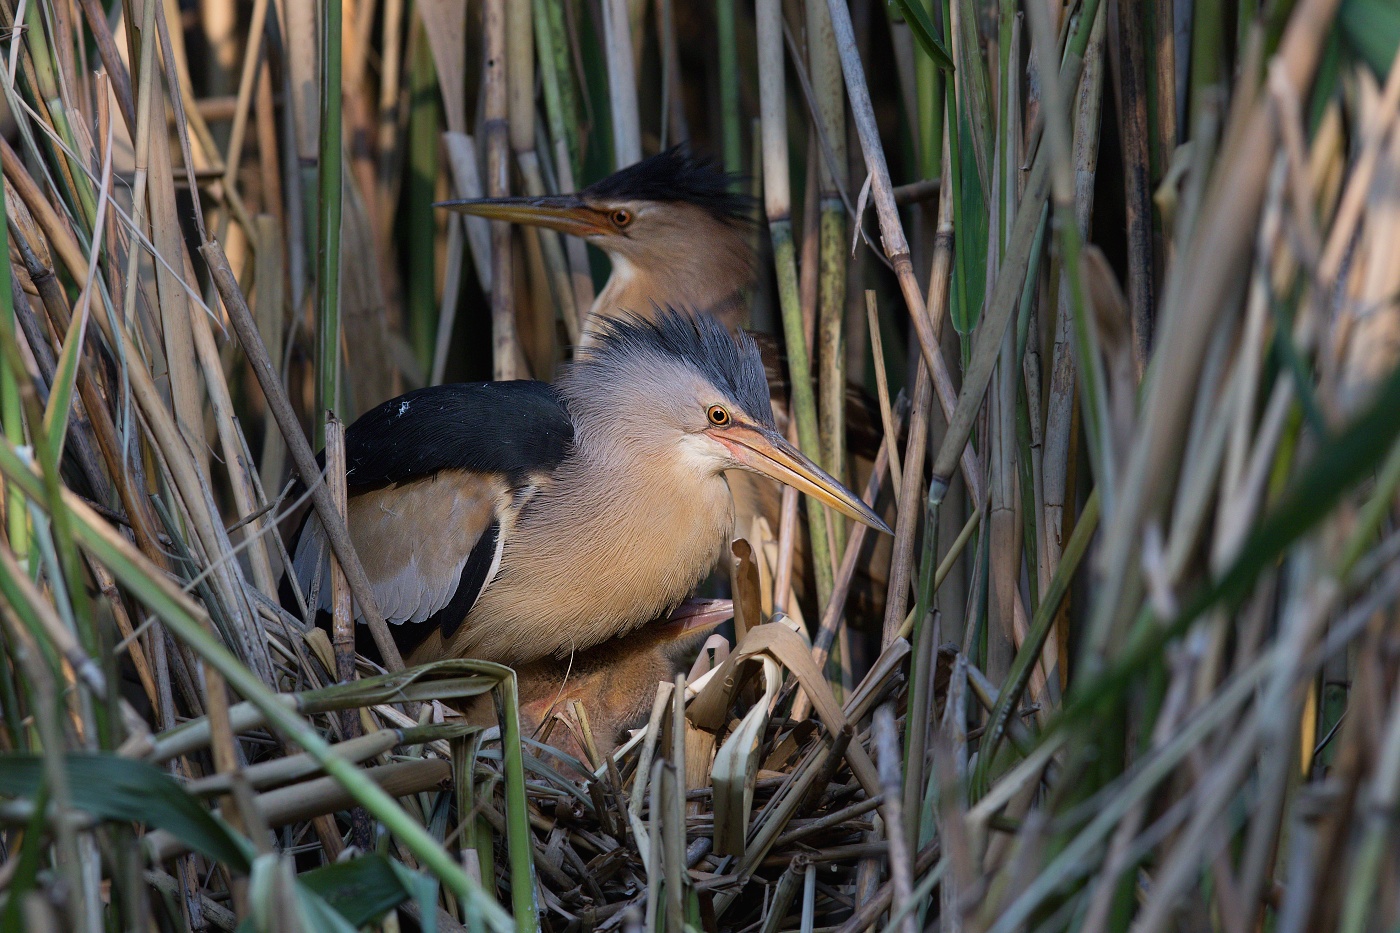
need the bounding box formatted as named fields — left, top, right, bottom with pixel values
left=436, top=146, right=756, bottom=273
left=561, top=309, right=892, bottom=535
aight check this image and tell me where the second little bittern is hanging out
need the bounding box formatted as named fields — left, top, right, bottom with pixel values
left=439, top=146, right=757, bottom=340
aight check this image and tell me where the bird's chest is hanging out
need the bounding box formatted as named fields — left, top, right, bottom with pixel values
left=527, top=471, right=731, bottom=594
left=596, top=479, right=733, bottom=590
left=459, top=466, right=734, bottom=659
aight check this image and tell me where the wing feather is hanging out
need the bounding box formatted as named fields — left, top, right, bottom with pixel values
left=292, top=470, right=510, bottom=626
left=287, top=381, right=573, bottom=648
left=342, top=381, right=573, bottom=490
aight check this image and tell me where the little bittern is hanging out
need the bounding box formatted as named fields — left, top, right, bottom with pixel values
left=439, top=146, right=756, bottom=339
left=290, top=311, right=888, bottom=666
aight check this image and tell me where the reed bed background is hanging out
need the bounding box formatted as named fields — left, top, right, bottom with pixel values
left=0, top=0, right=1398, bottom=930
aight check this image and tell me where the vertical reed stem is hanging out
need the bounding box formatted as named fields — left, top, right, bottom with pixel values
left=808, top=0, right=849, bottom=555
left=315, top=0, right=344, bottom=442
left=603, top=0, right=641, bottom=167
left=484, top=0, right=519, bottom=380
left=718, top=0, right=742, bottom=175
left=757, top=0, right=835, bottom=610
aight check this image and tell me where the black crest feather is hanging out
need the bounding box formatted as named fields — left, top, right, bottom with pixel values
left=581, top=309, right=775, bottom=427
left=582, top=146, right=754, bottom=223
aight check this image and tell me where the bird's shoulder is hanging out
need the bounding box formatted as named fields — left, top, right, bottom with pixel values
left=342, top=380, right=574, bottom=492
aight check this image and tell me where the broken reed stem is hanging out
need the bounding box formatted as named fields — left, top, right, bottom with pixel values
left=759, top=854, right=812, bottom=933
left=756, top=0, right=834, bottom=610
left=484, top=0, right=519, bottom=380
left=324, top=416, right=354, bottom=690
left=314, top=0, right=344, bottom=443
left=874, top=706, right=916, bottom=933
left=201, top=241, right=406, bottom=672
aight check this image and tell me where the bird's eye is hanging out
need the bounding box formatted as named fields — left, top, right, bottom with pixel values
left=611, top=208, right=633, bottom=228
left=707, top=405, right=731, bottom=426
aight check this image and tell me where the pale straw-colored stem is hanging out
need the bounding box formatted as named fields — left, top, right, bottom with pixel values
left=483, top=0, right=520, bottom=380
left=603, top=0, right=641, bottom=167
left=757, top=0, right=835, bottom=610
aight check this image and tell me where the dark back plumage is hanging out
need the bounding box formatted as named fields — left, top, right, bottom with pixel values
left=341, top=381, right=574, bottom=491
left=577, top=308, right=775, bottom=427
left=582, top=146, right=754, bottom=224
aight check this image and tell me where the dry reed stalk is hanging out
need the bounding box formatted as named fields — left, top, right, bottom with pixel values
left=219, top=0, right=272, bottom=208
left=757, top=0, right=834, bottom=609
left=864, top=292, right=902, bottom=494
left=799, top=134, right=820, bottom=347
left=874, top=706, right=916, bottom=933
left=202, top=240, right=406, bottom=672
left=505, top=0, right=574, bottom=363
left=881, top=358, right=931, bottom=646
left=1115, top=0, right=1156, bottom=374
left=987, top=15, right=1024, bottom=685
left=806, top=0, right=848, bottom=516
left=1043, top=4, right=1106, bottom=586
left=375, top=0, right=406, bottom=227
left=1090, top=0, right=1342, bottom=650
left=603, top=0, right=641, bottom=167
left=325, top=416, right=353, bottom=690
left=483, top=0, right=520, bottom=381
left=145, top=759, right=455, bottom=861
left=825, top=0, right=979, bottom=510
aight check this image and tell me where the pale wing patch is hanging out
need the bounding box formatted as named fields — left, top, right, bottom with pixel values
left=292, top=471, right=510, bottom=624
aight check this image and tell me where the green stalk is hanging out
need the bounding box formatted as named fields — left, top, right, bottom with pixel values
left=773, top=223, right=835, bottom=607
left=315, top=0, right=344, bottom=443
left=0, top=174, right=92, bottom=663
left=943, top=0, right=980, bottom=342
left=20, top=1, right=96, bottom=230
left=717, top=0, right=742, bottom=175
left=1, top=353, right=25, bottom=561
left=496, top=673, right=541, bottom=928
left=534, top=0, right=577, bottom=180
left=971, top=489, right=1101, bottom=798
left=914, top=0, right=944, bottom=180
left=758, top=0, right=834, bottom=609
left=1189, top=0, right=1225, bottom=131
left=817, top=209, right=846, bottom=487
left=807, top=0, right=849, bottom=553
left=1060, top=201, right=1112, bottom=505
left=0, top=439, right=519, bottom=931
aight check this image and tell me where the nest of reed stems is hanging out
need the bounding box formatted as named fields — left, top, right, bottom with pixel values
left=3, top=0, right=1400, bottom=930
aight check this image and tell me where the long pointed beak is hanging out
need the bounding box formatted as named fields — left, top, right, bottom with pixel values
left=709, top=423, right=892, bottom=534
left=434, top=195, right=608, bottom=237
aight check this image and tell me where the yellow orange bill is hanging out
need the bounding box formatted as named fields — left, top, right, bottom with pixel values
left=434, top=195, right=607, bottom=237
left=710, top=423, right=892, bottom=535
